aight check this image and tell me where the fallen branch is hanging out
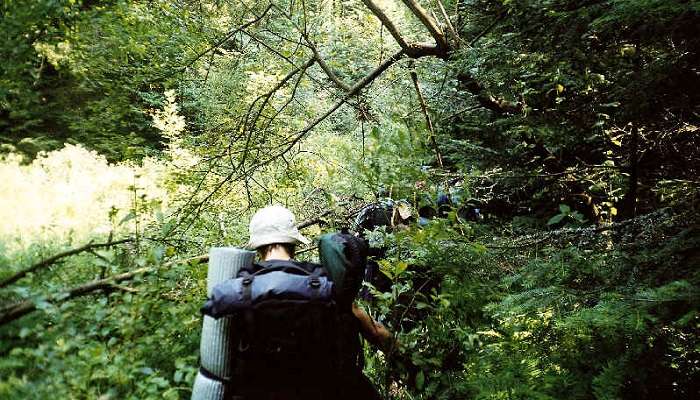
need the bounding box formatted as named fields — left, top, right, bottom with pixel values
left=0, top=213, right=340, bottom=326
left=0, top=254, right=209, bottom=326
left=0, top=238, right=133, bottom=288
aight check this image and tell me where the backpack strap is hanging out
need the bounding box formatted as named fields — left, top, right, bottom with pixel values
left=199, top=366, right=230, bottom=384
left=238, top=269, right=257, bottom=344
left=240, top=270, right=254, bottom=305
left=309, top=267, right=323, bottom=300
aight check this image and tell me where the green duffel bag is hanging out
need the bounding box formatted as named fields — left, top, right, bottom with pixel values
left=318, top=232, right=368, bottom=309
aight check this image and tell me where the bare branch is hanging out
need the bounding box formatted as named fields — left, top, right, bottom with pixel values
left=260, top=60, right=312, bottom=134
left=0, top=254, right=209, bottom=326
left=271, top=50, right=407, bottom=162
left=361, top=0, right=410, bottom=50
left=310, top=44, right=351, bottom=92
left=436, top=0, right=460, bottom=45
left=236, top=58, right=317, bottom=170
left=178, top=4, right=273, bottom=72
left=400, top=0, right=448, bottom=50
left=249, top=42, right=451, bottom=171
left=269, top=3, right=351, bottom=93
left=410, top=65, right=443, bottom=167
left=0, top=239, right=133, bottom=288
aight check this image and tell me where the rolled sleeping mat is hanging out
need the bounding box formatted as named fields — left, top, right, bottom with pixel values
left=191, top=371, right=225, bottom=400
left=191, top=247, right=255, bottom=400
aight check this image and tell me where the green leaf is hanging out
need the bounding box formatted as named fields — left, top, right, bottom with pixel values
left=394, top=261, right=408, bottom=276
left=416, top=370, right=425, bottom=390
left=119, top=211, right=136, bottom=226
left=471, top=243, right=488, bottom=255
left=378, top=259, right=393, bottom=280
left=19, top=327, right=31, bottom=339
left=559, top=204, right=571, bottom=214
left=547, top=214, right=565, bottom=225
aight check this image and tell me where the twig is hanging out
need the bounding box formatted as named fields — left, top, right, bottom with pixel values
left=177, top=5, right=272, bottom=71
left=409, top=63, right=443, bottom=167
left=436, top=0, right=460, bottom=45
left=109, top=284, right=139, bottom=293
left=296, top=246, right=318, bottom=255
left=264, top=50, right=407, bottom=167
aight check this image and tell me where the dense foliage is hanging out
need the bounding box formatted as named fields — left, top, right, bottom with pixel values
left=1, top=1, right=698, bottom=399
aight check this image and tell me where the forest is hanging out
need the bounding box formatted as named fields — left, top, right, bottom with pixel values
left=0, top=0, right=698, bottom=399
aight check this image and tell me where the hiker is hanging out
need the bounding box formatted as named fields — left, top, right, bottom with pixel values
left=249, top=205, right=394, bottom=351
left=206, top=205, right=393, bottom=399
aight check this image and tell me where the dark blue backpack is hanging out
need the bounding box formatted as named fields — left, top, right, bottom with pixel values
left=201, top=260, right=334, bottom=318
left=201, top=260, right=358, bottom=399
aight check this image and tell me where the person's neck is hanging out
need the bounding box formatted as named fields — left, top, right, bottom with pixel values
left=263, top=247, right=292, bottom=261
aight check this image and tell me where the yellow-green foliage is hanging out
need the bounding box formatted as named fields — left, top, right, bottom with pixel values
left=0, top=145, right=168, bottom=253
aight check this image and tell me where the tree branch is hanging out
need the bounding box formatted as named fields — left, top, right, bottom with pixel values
left=436, top=0, right=460, bottom=45
left=310, top=44, right=351, bottom=92
left=297, top=209, right=334, bottom=229
left=177, top=4, right=273, bottom=72
left=270, top=50, right=407, bottom=162
left=236, top=57, right=317, bottom=170
left=410, top=65, right=443, bottom=167
left=0, top=238, right=133, bottom=288
left=0, top=254, right=209, bottom=326
left=361, top=0, right=410, bottom=50
left=0, top=266, right=150, bottom=326
left=456, top=73, right=523, bottom=115
left=399, top=0, right=448, bottom=50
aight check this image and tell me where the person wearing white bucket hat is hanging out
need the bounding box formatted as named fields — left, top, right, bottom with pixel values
left=227, top=204, right=390, bottom=399
left=248, top=205, right=310, bottom=248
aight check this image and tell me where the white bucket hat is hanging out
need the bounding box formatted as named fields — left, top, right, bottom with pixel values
left=247, top=205, right=311, bottom=249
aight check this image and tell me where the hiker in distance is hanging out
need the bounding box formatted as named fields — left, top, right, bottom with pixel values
left=205, top=205, right=394, bottom=399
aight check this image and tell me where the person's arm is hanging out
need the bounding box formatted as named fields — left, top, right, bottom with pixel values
left=352, top=303, right=396, bottom=353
